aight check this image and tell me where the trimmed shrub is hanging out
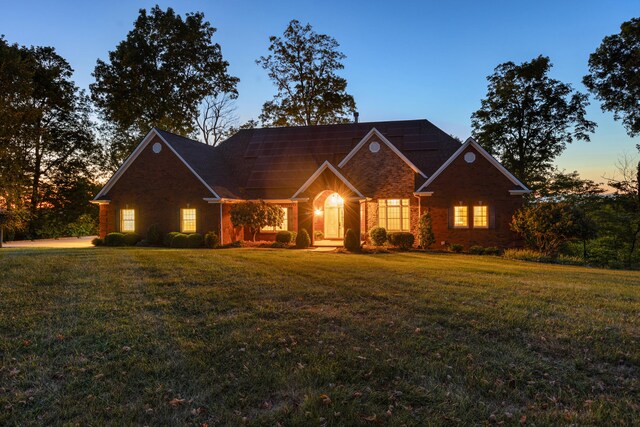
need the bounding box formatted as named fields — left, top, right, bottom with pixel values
left=295, top=229, right=311, bottom=249
left=226, top=240, right=244, bottom=248
left=104, top=232, right=126, bottom=247
left=187, top=233, right=203, bottom=248
left=469, top=245, right=485, bottom=255
left=449, top=243, right=463, bottom=253
left=276, top=230, right=292, bottom=244
left=344, top=228, right=360, bottom=252
left=387, top=232, right=415, bottom=250
left=314, top=230, right=324, bottom=240
left=170, top=233, right=189, bottom=248
left=417, top=211, right=435, bottom=249
left=123, top=233, right=141, bottom=246
left=204, top=231, right=220, bottom=248
left=369, top=226, right=387, bottom=246
left=484, top=246, right=500, bottom=255
left=91, top=237, right=103, bottom=246
left=271, top=242, right=287, bottom=248
left=290, top=231, right=297, bottom=243
left=163, top=231, right=181, bottom=247
left=146, top=223, right=162, bottom=245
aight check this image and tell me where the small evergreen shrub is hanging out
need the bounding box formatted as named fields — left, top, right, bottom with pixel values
left=187, top=233, right=203, bottom=248
left=295, top=229, right=311, bottom=248
left=469, top=245, right=485, bottom=255
left=170, top=233, right=189, bottom=248
left=344, top=229, right=360, bottom=252
left=369, top=226, right=387, bottom=246
left=449, top=244, right=464, bottom=253
left=123, top=233, right=141, bottom=246
left=417, top=211, right=435, bottom=249
left=91, top=237, right=103, bottom=246
left=484, top=246, right=500, bottom=255
left=276, top=230, right=292, bottom=244
left=163, top=231, right=181, bottom=247
left=146, top=223, right=162, bottom=245
left=387, top=232, right=415, bottom=250
left=314, top=230, right=324, bottom=240
left=104, top=232, right=126, bottom=246
left=204, top=231, right=220, bottom=248
left=290, top=231, right=297, bottom=243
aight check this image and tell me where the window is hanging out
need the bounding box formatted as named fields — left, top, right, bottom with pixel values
left=120, top=209, right=135, bottom=232
left=379, top=199, right=410, bottom=231
left=453, top=206, right=468, bottom=228
left=262, top=207, right=288, bottom=232
left=473, top=205, right=488, bottom=228
left=181, top=208, right=197, bottom=233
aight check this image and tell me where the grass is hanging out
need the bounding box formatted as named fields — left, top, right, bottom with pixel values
left=0, top=248, right=638, bottom=425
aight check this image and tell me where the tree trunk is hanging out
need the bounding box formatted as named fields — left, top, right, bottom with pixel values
left=0, top=226, right=3, bottom=248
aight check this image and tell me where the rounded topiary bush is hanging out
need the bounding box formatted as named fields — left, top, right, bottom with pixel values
left=469, top=245, right=485, bottom=255
left=187, top=233, right=203, bottom=248
left=484, top=246, right=500, bottom=255
left=170, top=233, right=189, bottom=248
left=163, top=231, right=181, bottom=247
left=276, top=230, right=292, bottom=244
left=344, top=229, right=360, bottom=252
left=387, top=232, right=415, bottom=250
left=369, top=226, right=387, bottom=246
left=295, top=228, right=311, bottom=249
left=449, top=243, right=464, bottom=253
left=204, top=231, right=220, bottom=248
left=104, top=232, right=126, bottom=247
left=91, top=237, right=103, bottom=246
left=123, top=233, right=141, bottom=246
left=146, top=223, right=162, bottom=246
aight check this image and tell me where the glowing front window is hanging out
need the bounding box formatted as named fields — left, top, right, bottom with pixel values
left=181, top=208, right=197, bottom=233
left=325, top=193, right=344, bottom=207
left=453, top=206, right=468, bottom=228
left=262, top=207, right=288, bottom=232
left=378, top=199, right=410, bottom=231
left=473, top=206, right=488, bottom=228
left=120, top=209, right=135, bottom=232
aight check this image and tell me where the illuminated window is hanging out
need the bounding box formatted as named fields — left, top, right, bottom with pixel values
left=120, top=209, right=135, bottom=232
left=473, top=205, right=488, bottom=228
left=378, top=199, right=410, bottom=231
left=262, top=207, right=288, bottom=232
left=453, top=206, right=468, bottom=228
left=181, top=208, right=197, bottom=233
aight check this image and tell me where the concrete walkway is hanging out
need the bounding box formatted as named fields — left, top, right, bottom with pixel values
left=2, top=236, right=96, bottom=248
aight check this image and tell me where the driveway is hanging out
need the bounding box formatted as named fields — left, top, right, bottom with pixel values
left=2, top=236, right=96, bottom=248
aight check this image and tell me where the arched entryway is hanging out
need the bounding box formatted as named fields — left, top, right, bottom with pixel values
left=313, top=190, right=344, bottom=244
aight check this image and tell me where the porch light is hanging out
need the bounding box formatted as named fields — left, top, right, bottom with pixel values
left=315, top=209, right=323, bottom=216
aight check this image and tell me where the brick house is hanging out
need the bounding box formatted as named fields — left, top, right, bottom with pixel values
left=92, top=120, right=530, bottom=248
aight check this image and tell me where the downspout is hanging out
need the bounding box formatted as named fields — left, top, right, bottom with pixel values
left=219, top=203, right=223, bottom=244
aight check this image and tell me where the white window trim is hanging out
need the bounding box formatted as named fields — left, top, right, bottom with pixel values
left=453, top=206, right=469, bottom=229
left=378, top=198, right=411, bottom=232
left=180, top=208, right=197, bottom=233
left=473, top=205, right=489, bottom=229
left=120, top=209, right=136, bottom=233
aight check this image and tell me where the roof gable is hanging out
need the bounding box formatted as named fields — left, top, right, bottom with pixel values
left=416, top=137, right=531, bottom=193
left=291, top=161, right=364, bottom=199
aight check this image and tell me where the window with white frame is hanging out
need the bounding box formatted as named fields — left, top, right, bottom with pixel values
left=453, top=206, right=468, bottom=228
left=181, top=208, right=197, bottom=233
left=120, top=209, right=135, bottom=232
left=473, top=205, right=488, bottom=228
left=262, top=207, right=288, bottom=232
left=378, top=199, right=410, bottom=231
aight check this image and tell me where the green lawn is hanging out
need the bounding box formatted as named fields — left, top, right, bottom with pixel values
left=0, top=248, right=638, bottom=425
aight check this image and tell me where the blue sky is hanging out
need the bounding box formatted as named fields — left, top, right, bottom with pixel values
left=1, top=0, right=637, bottom=183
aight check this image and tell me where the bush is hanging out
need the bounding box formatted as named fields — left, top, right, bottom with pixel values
left=295, top=229, right=311, bottom=249
left=170, top=233, right=189, bottom=248
left=271, top=242, right=287, bottom=248
left=290, top=231, right=297, bottom=243
left=344, top=229, right=360, bottom=252
left=503, top=248, right=584, bottom=266
left=91, top=237, right=103, bottom=246
left=104, top=232, right=126, bottom=247
left=314, top=230, right=324, bottom=240
left=226, top=240, right=244, bottom=248
left=146, top=223, right=162, bottom=245
left=388, top=232, right=415, bottom=250
left=204, top=231, right=220, bottom=248
left=417, top=211, right=435, bottom=249
left=276, top=230, right=292, bottom=244
left=449, top=244, right=464, bottom=253
left=484, top=246, right=500, bottom=255
left=369, top=226, right=387, bottom=246
left=163, top=231, right=181, bottom=247
left=68, top=213, right=98, bottom=238
left=187, top=233, right=203, bottom=248
left=123, top=233, right=141, bottom=246
left=469, top=245, right=485, bottom=255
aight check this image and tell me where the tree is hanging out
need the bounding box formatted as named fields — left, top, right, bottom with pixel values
left=472, top=56, right=596, bottom=188
left=583, top=18, right=640, bottom=137
left=511, top=202, right=596, bottom=257
left=537, top=169, right=604, bottom=200
left=417, top=211, right=435, bottom=249
left=91, top=6, right=239, bottom=167
left=196, top=92, right=239, bottom=146
left=257, top=20, right=356, bottom=127
left=229, top=202, right=285, bottom=241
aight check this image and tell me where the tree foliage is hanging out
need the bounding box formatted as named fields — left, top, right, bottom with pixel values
left=257, top=20, right=356, bottom=127
left=583, top=17, right=640, bottom=137
left=472, top=56, right=596, bottom=188
left=417, top=211, right=436, bottom=249
left=91, top=6, right=238, bottom=167
left=229, top=202, right=285, bottom=241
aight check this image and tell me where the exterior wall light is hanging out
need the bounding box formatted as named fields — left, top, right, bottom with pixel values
left=315, top=209, right=323, bottom=216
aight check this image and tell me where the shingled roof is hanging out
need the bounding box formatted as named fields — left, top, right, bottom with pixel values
left=155, top=119, right=462, bottom=199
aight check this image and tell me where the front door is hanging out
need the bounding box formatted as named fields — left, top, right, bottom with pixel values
left=324, top=193, right=344, bottom=239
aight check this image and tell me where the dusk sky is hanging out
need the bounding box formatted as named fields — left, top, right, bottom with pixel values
left=1, top=0, right=637, bottom=184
